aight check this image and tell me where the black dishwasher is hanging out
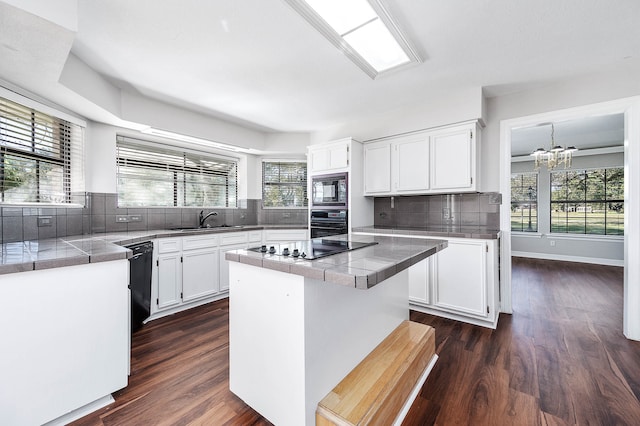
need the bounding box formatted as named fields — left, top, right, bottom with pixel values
left=127, top=241, right=154, bottom=333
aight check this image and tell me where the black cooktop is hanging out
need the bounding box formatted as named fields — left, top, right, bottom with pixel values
left=248, top=239, right=378, bottom=260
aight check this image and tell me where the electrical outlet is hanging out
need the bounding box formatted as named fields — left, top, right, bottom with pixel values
left=116, top=215, right=129, bottom=223
left=37, top=216, right=53, bottom=227
left=443, top=207, right=450, bottom=220
left=550, top=240, right=556, bottom=247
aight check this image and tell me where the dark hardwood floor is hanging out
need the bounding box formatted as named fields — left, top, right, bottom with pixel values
left=71, top=257, right=640, bottom=426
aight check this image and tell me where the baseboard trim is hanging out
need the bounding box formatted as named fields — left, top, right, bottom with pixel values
left=43, top=395, right=114, bottom=426
left=511, top=251, right=624, bottom=267
left=146, top=292, right=229, bottom=323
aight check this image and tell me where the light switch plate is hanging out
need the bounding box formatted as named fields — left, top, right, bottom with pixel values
left=37, top=216, right=53, bottom=227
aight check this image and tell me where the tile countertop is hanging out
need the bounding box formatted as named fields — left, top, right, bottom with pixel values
left=225, top=234, right=448, bottom=290
left=352, top=225, right=501, bottom=240
left=0, top=225, right=307, bottom=275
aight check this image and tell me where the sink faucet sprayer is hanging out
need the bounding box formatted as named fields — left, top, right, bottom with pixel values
left=199, top=210, right=218, bottom=228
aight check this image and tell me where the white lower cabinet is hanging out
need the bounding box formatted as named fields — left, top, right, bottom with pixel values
left=182, top=247, right=219, bottom=302
left=218, top=231, right=262, bottom=292
left=151, top=235, right=222, bottom=319
left=433, top=239, right=488, bottom=318
left=408, top=256, right=432, bottom=305
left=151, top=229, right=302, bottom=321
left=419, top=237, right=498, bottom=328
left=156, top=238, right=182, bottom=310
left=357, top=232, right=499, bottom=329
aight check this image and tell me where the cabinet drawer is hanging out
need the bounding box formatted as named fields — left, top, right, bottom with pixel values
left=248, top=231, right=262, bottom=243
left=219, top=232, right=249, bottom=246
left=264, top=229, right=308, bottom=242
left=157, top=238, right=182, bottom=254
left=183, top=235, right=219, bottom=250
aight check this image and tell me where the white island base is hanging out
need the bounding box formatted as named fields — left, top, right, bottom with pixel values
left=229, top=261, right=410, bottom=426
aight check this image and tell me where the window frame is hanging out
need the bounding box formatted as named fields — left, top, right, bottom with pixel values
left=116, top=136, right=238, bottom=208
left=510, top=172, right=539, bottom=233
left=261, top=159, right=308, bottom=209
left=549, top=166, right=624, bottom=236
left=0, top=94, right=84, bottom=206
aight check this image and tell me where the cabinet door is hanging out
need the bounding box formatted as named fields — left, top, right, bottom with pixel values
left=328, top=143, right=349, bottom=170
left=157, top=253, right=181, bottom=310
left=364, top=142, right=391, bottom=194
left=182, top=248, right=219, bottom=302
left=433, top=240, right=487, bottom=317
left=430, top=127, right=474, bottom=191
left=309, top=141, right=349, bottom=173
left=408, top=257, right=431, bottom=305
left=394, top=136, right=429, bottom=192
left=308, top=147, right=330, bottom=173
left=219, top=243, right=247, bottom=292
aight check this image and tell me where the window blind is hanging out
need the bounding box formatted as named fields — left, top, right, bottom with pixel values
left=262, top=160, right=307, bottom=207
left=116, top=136, right=238, bottom=208
left=0, top=96, right=85, bottom=205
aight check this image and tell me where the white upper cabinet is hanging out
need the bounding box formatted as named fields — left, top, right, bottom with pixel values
left=393, top=133, right=430, bottom=193
left=430, top=124, right=476, bottom=191
left=363, top=141, right=391, bottom=194
left=363, top=121, right=480, bottom=196
left=308, top=139, right=349, bottom=174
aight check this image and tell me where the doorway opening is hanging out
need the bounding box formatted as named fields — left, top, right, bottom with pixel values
left=499, top=96, right=640, bottom=340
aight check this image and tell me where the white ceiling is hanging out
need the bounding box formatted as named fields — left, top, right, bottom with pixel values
left=2, top=0, right=640, bottom=135
left=511, top=113, right=625, bottom=157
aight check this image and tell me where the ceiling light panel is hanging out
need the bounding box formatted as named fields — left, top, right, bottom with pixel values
left=343, top=18, right=410, bottom=71
left=284, top=0, right=420, bottom=78
left=304, top=0, right=377, bottom=35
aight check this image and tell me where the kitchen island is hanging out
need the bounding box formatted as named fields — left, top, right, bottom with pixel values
left=225, top=234, right=447, bottom=426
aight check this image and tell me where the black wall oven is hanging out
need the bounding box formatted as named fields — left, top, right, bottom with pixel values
left=310, top=210, right=348, bottom=238
left=311, top=172, right=347, bottom=208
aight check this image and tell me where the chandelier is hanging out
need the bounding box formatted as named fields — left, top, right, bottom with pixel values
left=530, top=123, right=578, bottom=170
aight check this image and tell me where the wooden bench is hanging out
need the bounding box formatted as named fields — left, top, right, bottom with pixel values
left=316, top=320, right=437, bottom=426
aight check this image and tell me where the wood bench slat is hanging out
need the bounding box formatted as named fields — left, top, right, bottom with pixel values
left=317, top=320, right=436, bottom=426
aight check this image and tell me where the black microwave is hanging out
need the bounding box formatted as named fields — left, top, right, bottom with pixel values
left=311, top=173, right=348, bottom=208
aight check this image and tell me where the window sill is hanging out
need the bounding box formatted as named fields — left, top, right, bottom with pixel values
left=0, top=202, right=85, bottom=209
left=547, top=233, right=624, bottom=241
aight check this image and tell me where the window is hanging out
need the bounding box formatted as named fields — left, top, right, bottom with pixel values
left=262, top=160, right=307, bottom=208
left=550, top=168, right=623, bottom=235
left=116, top=136, right=237, bottom=208
left=511, top=172, right=538, bottom=232
left=0, top=96, right=84, bottom=205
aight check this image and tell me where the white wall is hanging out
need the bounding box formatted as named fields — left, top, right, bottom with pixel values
left=264, top=132, right=310, bottom=154
left=85, top=122, right=118, bottom=193
left=120, top=91, right=268, bottom=152
left=484, top=64, right=640, bottom=191
left=2, top=0, right=78, bottom=31
left=310, top=86, right=484, bottom=144
left=482, top=66, right=640, bottom=268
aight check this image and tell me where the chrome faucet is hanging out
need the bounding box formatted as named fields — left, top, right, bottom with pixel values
left=199, top=210, right=218, bottom=228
